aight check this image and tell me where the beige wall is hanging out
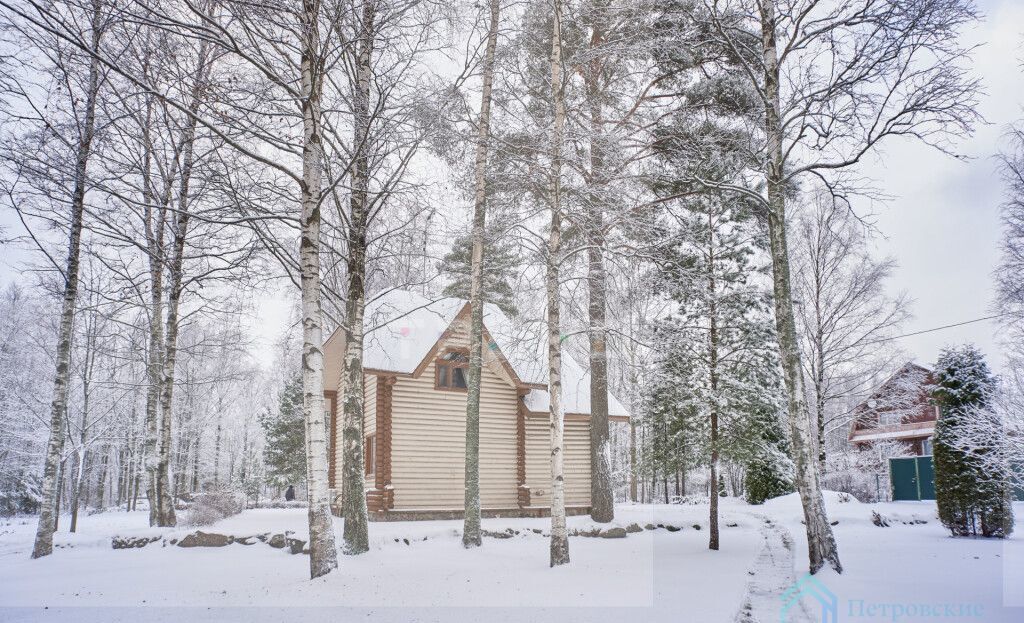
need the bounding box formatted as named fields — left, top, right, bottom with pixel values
left=330, top=372, right=378, bottom=491
left=524, top=415, right=592, bottom=508
left=389, top=357, right=519, bottom=510
left=327, top=315, right=595, bottom=512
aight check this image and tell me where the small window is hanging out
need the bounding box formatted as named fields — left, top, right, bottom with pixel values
left=365, top=434, right=375, bottom=475
left=435, top=350, right=469, bottom=391
left=452, top=366, right=467, bottom=389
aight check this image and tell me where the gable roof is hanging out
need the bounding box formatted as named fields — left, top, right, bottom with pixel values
left=323, top=289, right=629, bottom=417
left=853, top=362, right=934, bottom=414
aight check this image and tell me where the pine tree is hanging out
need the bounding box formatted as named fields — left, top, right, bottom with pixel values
left=933, top=346, right=1014, bottom=538
left=261, top=376, right=307, bottom=492
left=744, top=402, right=794, bottom=505
left=441, top=228, right=519, bottom=318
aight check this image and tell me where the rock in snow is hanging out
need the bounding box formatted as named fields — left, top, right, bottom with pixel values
left=177, top=531, right=231, bottom=548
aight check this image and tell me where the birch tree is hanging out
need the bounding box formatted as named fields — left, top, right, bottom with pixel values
left=462, top=0, right=501, bottom=549
left=547, top=0, right=570, bottom=568
left=0, top=0, right=109, bottom=559
left=792, top=193, right=909, bottom=472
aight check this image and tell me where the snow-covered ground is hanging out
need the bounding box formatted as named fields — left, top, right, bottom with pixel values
left=0, top=494, right=1021, bottom=623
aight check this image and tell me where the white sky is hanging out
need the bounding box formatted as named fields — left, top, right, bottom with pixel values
left=856, top=0, right=1023, bottom=371
left=1, top=0, right=1022, bottom=372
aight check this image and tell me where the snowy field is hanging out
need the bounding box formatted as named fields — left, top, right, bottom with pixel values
left=0, top=494, right=1021, bottom=623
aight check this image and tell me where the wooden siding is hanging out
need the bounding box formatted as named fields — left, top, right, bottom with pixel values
left=330, top=374, right=378, bottom=490
left=390, top=358, right=519, bottom=510
left=364, top=374, right=377, bottom=438
left=523, top=415, right=591, bottom=508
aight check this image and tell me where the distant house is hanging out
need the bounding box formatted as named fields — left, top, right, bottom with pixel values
left=322, top=289, right=629, bottom=520
left=849, top=362, right=937, bottom=456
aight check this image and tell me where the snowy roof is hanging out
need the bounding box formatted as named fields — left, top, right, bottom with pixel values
left=324, top=289, right=628, bottom=417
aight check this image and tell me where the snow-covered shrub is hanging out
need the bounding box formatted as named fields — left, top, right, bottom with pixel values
left=185, top=489, right=244, bottom=527
left=0, top=470, right=43, bottom=516
left=251, top=499, right=308, bottom=509
left=745, top=443, right=793, bottom=505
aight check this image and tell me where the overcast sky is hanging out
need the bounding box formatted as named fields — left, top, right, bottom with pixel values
left=1, top=0, right=1022, bottom=372
left=856, top=0, right=1023, bottom=370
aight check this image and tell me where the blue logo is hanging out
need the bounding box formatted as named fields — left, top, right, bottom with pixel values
left=781, top=573, right=838, bottom=623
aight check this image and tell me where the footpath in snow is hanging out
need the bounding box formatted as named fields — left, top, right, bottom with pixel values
left=0, top=494, right=1021, bottom=623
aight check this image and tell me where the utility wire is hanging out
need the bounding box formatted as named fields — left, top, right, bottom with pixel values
left=860, top=312, right=1015, bottom=347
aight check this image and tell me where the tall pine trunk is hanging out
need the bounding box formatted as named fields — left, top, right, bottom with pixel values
left=340, top=0, right=376, bottom=557
left=583, top=4, right=613, bottom=524
left=462, top=0, right=500, bottom=549
left=707, top=209, right=719, bottom=551
left=299, top=0, right=340, bottom=579
left=547, top=0, right=569, bottom=568
left=760, top=1, right=841, bottom=574
left=31, top=0, right=103, bottom=559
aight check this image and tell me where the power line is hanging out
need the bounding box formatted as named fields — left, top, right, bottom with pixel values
left=860, top=312, right=1014, bottom=347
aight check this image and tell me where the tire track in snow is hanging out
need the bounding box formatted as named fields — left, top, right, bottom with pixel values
left=733, top=517, right=812, bottom=623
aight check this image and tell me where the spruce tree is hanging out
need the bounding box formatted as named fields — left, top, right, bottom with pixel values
left=441, top=227, right=519, bottom=318
left=261, top=376, right=307, bottom=492
left=933, top=346, right=1014, bottom=538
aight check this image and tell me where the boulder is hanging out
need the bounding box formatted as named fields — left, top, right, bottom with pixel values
left=287, top=538, right=306, bottom=554
left=177, top=531, right=231, bottom=548
left=483, top=530, right=514, bottom=539
left=599, top=527, right=627, bottom=539
left=664, top=525, right=681, bottom=533
left=625, top=523, right=643, bottom=534
left=112, top=535, right=160, bottom=550
left=267, top=533, right=288, bottom=548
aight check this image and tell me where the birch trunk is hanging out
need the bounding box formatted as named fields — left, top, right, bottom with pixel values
left=339, top=0, right=376, bottom=557
left=583, top=9, right=613, bottom=524
left=31, top=0, right=103, bottom=559
left=760, top=0, right=841, bottom=574
left=155, top=47, right=212, bottom=528
left=141, top=88, right=169, bottom=527
left=462, top=0, right=500, bottom=550
left=547, top=0, right=569, bottom=568
left=299, top=0, right=340, bottom=578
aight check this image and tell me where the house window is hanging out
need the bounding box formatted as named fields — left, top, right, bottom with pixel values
left=365, top=435, right=375, bottom=475
left=435, top=350, right=469, bottom=391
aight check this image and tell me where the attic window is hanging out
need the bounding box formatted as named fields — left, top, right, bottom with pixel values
left=436, top=350, right=469, bottom=391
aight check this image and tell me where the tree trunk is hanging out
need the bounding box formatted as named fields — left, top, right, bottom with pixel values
left=629, top=420, right=637, bottom=502
left=708, top=207, right=720, bottom=551
left=299, top=0, right=340, bottom=579
left=339, top=0, right=377, bottom=558
left=154, top=51, right=210, bottom=528
left=142, top=90, right=168, bottom=527
left=583, top=8, right=614, bottom=525
left=96, top=449, right=108, bottom=510
left=69, top=448, right=84, bottom=533
left=31, top=0, right=103, bottom=559
left=213, top=396, right=223, bottom=486
left=815, top=345, right=827, bottom=473
left=760, top=0, right=841, bottom=574
left=547, top=0, right=569, bottom=568
left=462, top=0, right=500, bottom=550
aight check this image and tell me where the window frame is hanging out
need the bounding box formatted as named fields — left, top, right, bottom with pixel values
left=435, top=348, right=470, bottom=392
left=365, top=434, right=375, bottom=476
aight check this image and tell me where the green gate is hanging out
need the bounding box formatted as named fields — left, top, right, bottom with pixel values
left=889, top=456, right=935, bottom=501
